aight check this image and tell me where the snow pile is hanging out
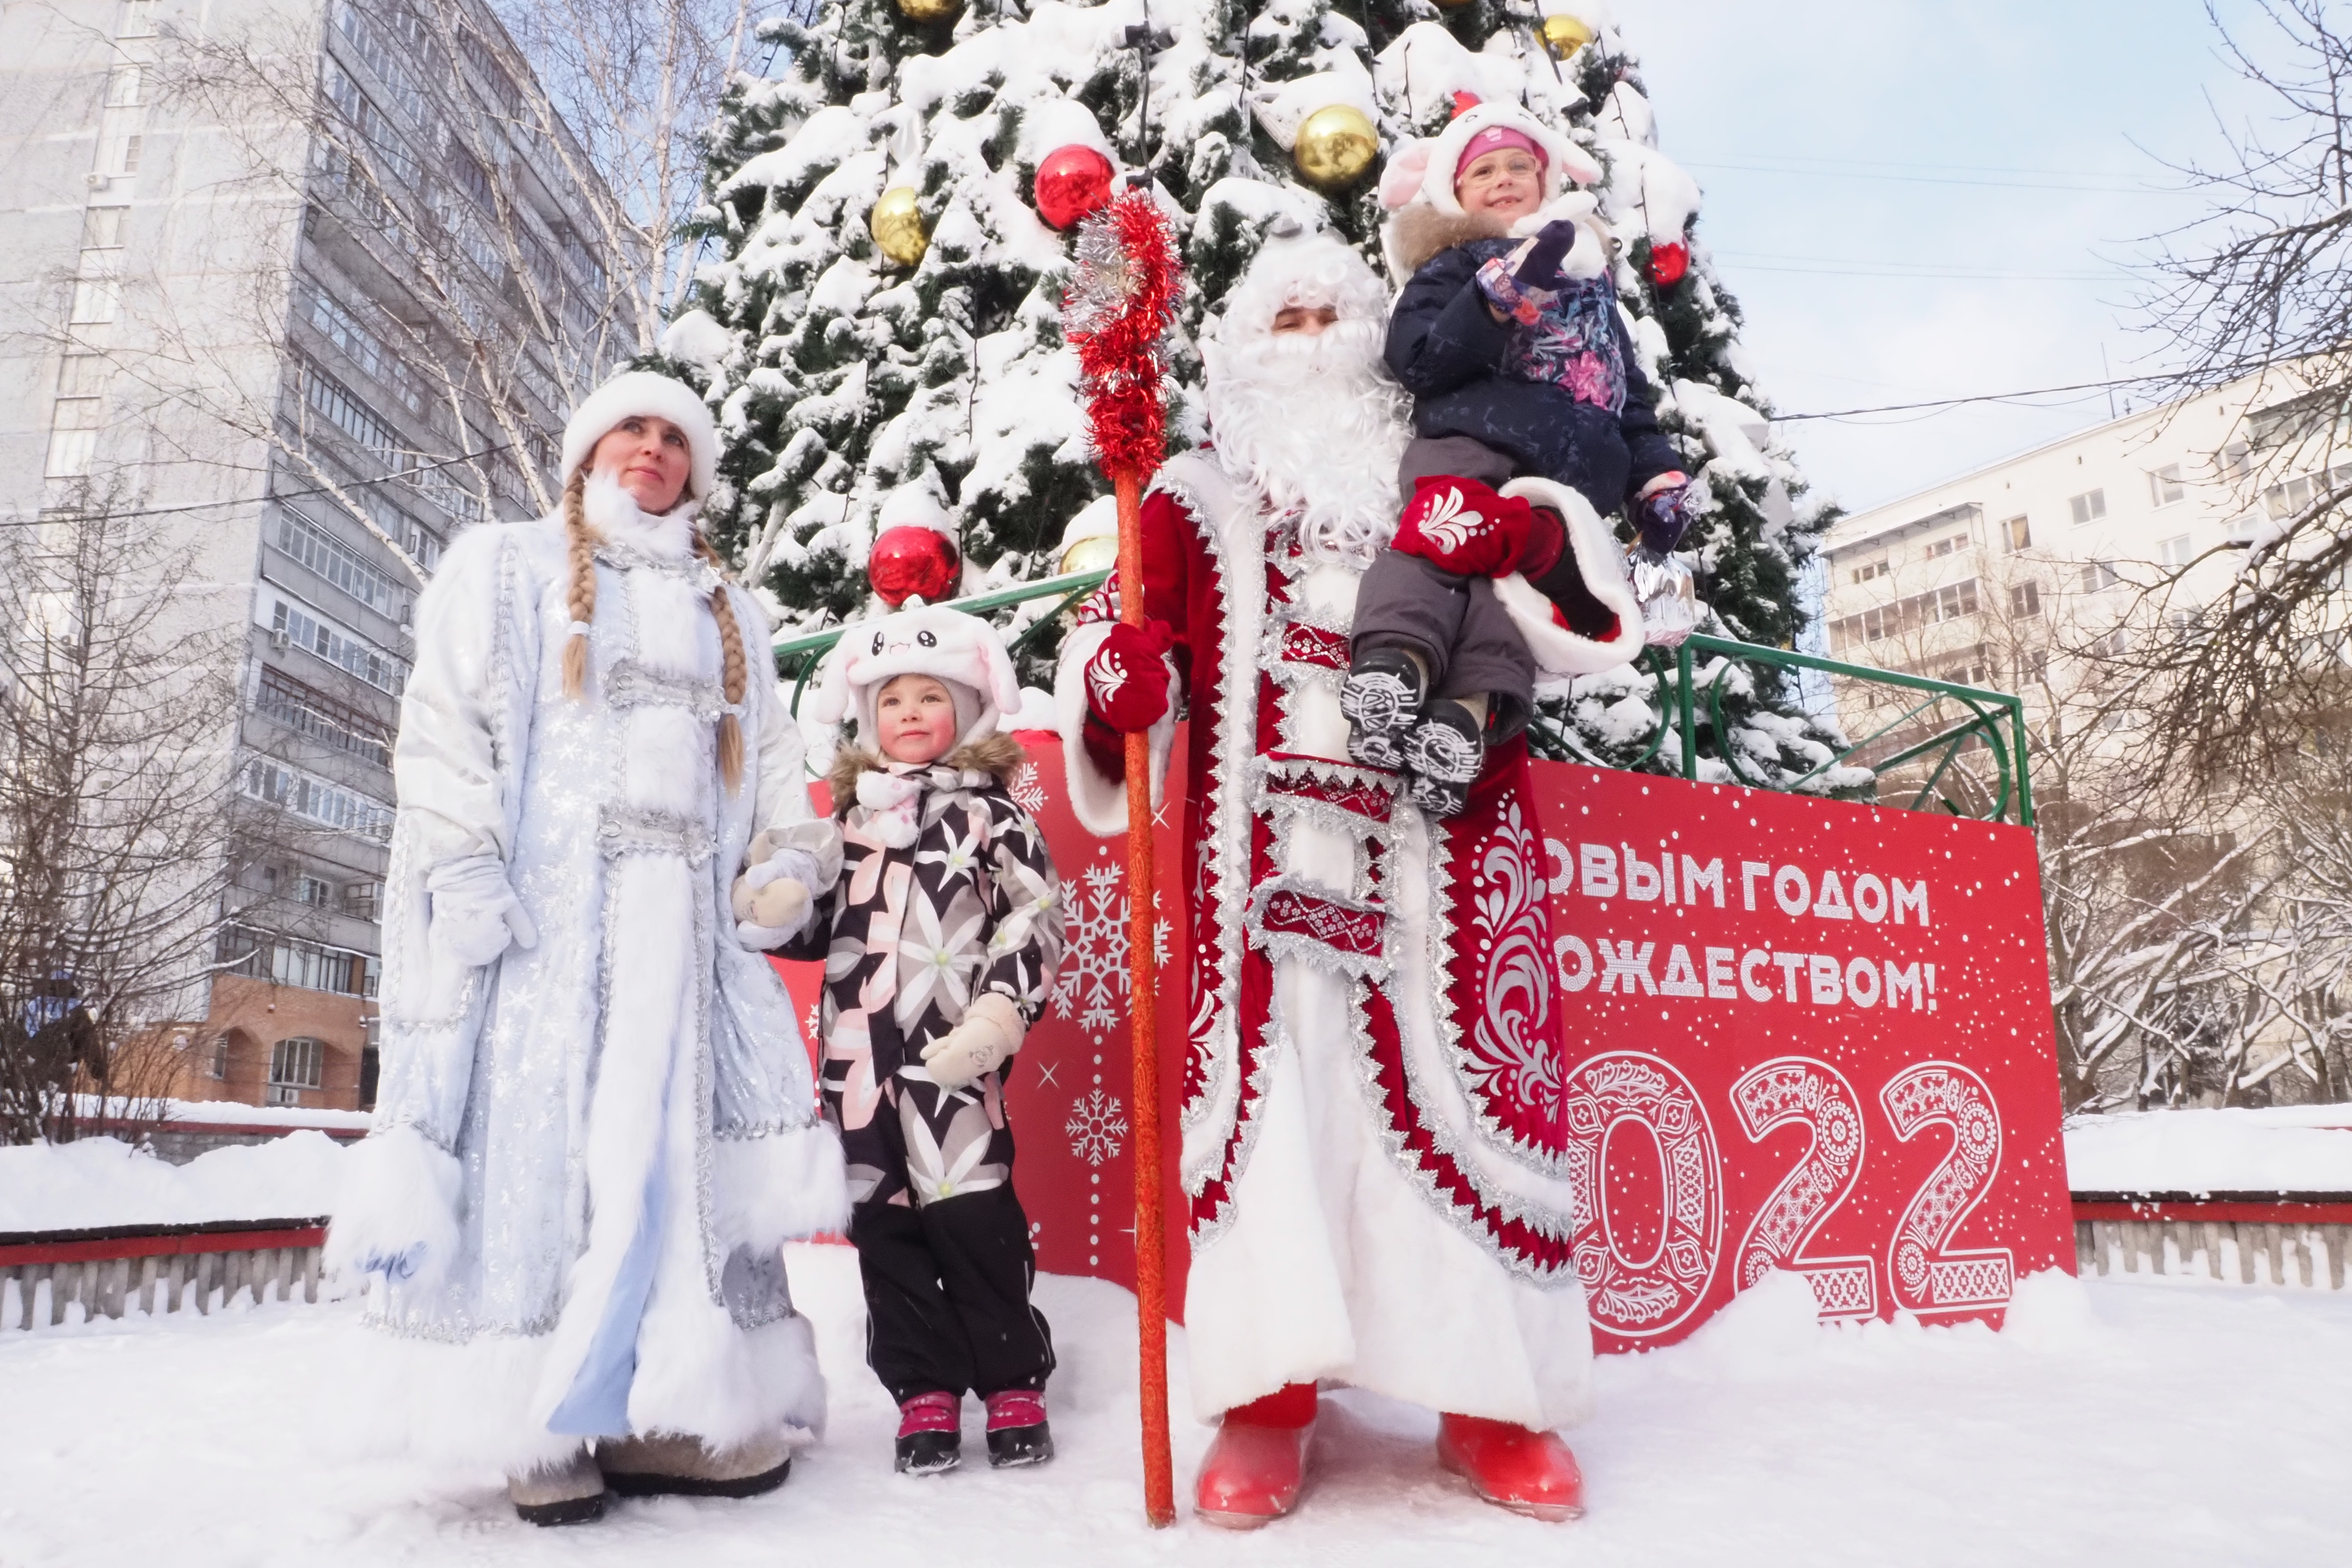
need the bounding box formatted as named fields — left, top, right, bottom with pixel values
left=6, top=1254, right=2352, bottom=1564
left=0, top=1132, right=346, bottom=1234
left=2064, top=1106, right=2352, bottom=1194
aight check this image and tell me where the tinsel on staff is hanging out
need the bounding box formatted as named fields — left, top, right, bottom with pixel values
left=1059, top=187, right=1181, bottom=1530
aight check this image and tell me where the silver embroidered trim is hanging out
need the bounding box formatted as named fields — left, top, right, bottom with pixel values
left=362, top=1306, right=559, bottom=1343
left=1403, top=803, right=1579, bottom=1215
left=1185, top=1001, right=1287, bottom=1255
left=606, top=657, right=729, bottom=720
left=596, top=536, right=724, bottom=593
left=597, top=806, right=718, bottom=866
left=1244, top=875, right=1391, bottom=983
left=1156, top=464, right=1262, bottom=1187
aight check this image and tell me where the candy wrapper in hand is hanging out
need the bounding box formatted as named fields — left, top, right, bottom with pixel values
left=1628, top=547, right=1698, bottom=649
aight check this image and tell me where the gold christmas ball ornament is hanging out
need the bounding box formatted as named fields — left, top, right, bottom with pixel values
left=894, top=0, right=961, bottom=23
left=1539, top=13, right=1598, bottom=58
left=1292, top=104, right=1379, bottom=191
left=870, top=186, right=928, bottom=267
left=1059, top=534, right=1120, bottom=577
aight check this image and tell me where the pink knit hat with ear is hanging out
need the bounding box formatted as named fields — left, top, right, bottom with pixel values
left=1456, top=125, right=1547, bottom=186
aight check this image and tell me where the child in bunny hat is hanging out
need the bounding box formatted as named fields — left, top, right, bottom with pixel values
left=1344, top=96, right=1695, bottom=816
left=787, top=602, right=1067, bottom=1477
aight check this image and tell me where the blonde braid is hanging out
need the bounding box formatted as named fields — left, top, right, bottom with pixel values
left=560, top=470, right=596, bottom=699
left=696, top=532, right=748, bottom=794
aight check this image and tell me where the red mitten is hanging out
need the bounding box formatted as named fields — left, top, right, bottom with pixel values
left=1083, top=621, right=1173, bottom=733
left=1390, top=475, right=1537, bottom=578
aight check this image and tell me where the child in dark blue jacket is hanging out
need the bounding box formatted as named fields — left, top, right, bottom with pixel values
left=1343, top=103, right=1695, bottom=815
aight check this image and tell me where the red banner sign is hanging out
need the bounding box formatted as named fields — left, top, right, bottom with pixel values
left=776, top=740, right=2073, bottom=1351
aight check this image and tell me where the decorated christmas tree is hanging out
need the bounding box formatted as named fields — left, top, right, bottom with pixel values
left=666, top=0, right=1846, bottom=782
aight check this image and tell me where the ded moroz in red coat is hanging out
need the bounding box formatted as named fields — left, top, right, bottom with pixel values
left=1055, top=447, right=1643, bottom=1429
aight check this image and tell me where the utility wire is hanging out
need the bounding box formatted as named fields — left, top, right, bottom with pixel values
left=2, top=441, right=519, bottom=530
left=1774, top=377, right=2158, bottom=423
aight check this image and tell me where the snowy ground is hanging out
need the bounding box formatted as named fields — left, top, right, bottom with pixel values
left=2, top=1249, right=2348, bottom=1567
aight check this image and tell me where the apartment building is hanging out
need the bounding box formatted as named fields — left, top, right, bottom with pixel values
left=1814, top=371, right=2319, bottom=774
left=0, top=0, right=628, bottom=1111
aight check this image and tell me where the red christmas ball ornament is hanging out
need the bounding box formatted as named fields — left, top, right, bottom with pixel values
left=1648, top=240, right=1691, bottom=288
left=868, top=524, right=961, bottom=607
left=1034, top=143, right=1116, bottom=231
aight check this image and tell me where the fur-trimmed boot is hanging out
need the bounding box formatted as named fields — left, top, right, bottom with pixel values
left=597, top=1429, right=794, bottom=1499
left=1194, top=1383, right=1317, bottom=1529
left=508, top=1448, right=607, bottom=1527
left=1436, top=1414, right=1585, bottom=1522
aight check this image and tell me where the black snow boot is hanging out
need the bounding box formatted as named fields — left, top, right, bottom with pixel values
left=984, top=1390, right=1054, bottom=1469
left=1341, top=646, right=1427, bottom=770
left=896, top=1392, right=963, bottom=1476
left=1402, top=699, right=1484, bottom=817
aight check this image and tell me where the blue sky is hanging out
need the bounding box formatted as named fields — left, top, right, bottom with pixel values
left=1624, top=0, right=2262, bottom=513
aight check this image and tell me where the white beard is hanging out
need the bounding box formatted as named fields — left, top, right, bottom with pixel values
left=1203, top=319, right=1411, bottom=568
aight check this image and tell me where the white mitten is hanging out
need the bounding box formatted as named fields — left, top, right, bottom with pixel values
left=731, top=828, right=826, bottom=948
left=426, top=855, right=537, bottom=969
left=919, top=992, right=1025, bottom=1091
left=322, top=1124, right=464, bottom=1290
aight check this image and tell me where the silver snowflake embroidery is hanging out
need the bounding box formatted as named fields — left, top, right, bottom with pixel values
left=1065, top=1089, right=1130, bottom=1166
left=1052, top=854, right=1131, bottom=1039
left=1009, top=762, right=1046, bottom=817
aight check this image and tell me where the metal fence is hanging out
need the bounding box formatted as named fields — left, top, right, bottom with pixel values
left=773, top=573, right=2034, bottom=826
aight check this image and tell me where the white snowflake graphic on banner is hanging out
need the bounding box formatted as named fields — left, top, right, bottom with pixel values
left=1053, top=854, right=1130, bottom=1039
left=1066, top=1090, right=1130, bottom=1166
left=1009, top=762, right=1046, bottom=818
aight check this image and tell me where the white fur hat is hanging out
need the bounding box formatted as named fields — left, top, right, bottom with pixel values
left=808, top=603, right=1023, bottom=749
left=559, top=370, right=719, bottom=504
left=1210, top=227, right=1392, bottom=348
left=1378, top=100, right=1603, bottom=218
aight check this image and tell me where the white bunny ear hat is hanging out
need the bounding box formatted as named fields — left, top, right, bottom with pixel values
left=1380, top=98, right=1603, bottom=216
left=807, top=602, right=1023, bottom=749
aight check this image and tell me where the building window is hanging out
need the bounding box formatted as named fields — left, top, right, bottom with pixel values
left=2017, top=650, right=2048, bottom=684
left=268, top=593, right=409, bottom=694
left=343, top=880, right=384, bottom=920
left=2001, top=515, right=2030, bottom=553
left=208, top=1035, right=229, bottom=1080
left=359, top=1046, right=381, bottom=1112
left=306, top=287, right=427, bottom=417
left=44, top=429, right=98, bottom=479
left=269, top=1037, right=326, bottom=1104
left=116, top=136, right=141, bottom=176
left=1926, top=533, right=1970, bottom=559
left=218, top=925, right=381, bottom=997
left=2160, top=534, right=2194, bottom=568
left=81, top=207, right=127, bottom=249
left=293, top=874, right=333, bottom=907
left=2081, top=561, right=2121, bottom=592
left=277, top=508, right=409, bottom=621
left=2009, top=582, right=2042, bottom=618
left=2068, top=489, right=2107, bottom=525
left=118, top=1, right=156, bottom=38
left=302, top=361, right=405, bottom=460
left=1848, top=559, right=1889, bottom=585
left=69, top=278, right=119, bottom=324
left=2149, top=465, right=2185, bottom=507
left=58, top=354, right=110, bottom=396
left=254, top=666, right=392, bottom=767
left=2220, top=442, right=2252, bottom=481
left=1827, top=579, right=1981, bottom=650
left=237, top=757, right=396, bottom=841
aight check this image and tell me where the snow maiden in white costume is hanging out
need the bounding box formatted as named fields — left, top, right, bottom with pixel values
left=1058, top=234, right=1643, bottom=1527
left=325, top=374, right=848, bottom=1525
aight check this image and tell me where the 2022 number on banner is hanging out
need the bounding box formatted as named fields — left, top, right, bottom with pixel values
left=1536, top=767, right=2072, bottom=1352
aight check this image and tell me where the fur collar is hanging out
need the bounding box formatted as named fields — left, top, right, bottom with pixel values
left=1382, top=201, right=1615, bottom=283
left=828, top=733, right=1029, bottom=814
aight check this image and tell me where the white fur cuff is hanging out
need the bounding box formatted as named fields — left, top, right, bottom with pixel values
left=712, top=1122, right=851, bottom=1253
left=322, top=1123, right=463, bottom=1288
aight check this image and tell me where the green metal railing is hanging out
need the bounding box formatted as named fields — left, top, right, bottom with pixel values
left=774, top=576, right=2033, bottom=827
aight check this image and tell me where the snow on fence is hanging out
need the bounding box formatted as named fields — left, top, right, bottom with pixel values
left=2071, top=1196, right=2350, bottom=1291
left=0, top=1219, right=328, bottom=1331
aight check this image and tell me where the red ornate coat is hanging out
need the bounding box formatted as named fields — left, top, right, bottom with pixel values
left=1055, top=451, right=1643, bottom=1426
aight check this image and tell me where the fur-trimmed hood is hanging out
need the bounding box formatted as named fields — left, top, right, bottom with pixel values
left=827, top=733, right=1029, bottom=815
left=1382, top=196, right=1613, bottom=284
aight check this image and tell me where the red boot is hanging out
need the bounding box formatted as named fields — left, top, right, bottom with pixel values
left=1436, top=1413, right=1585, bottom=1522
left=1194, top=1383, right=1317, bottom=1529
